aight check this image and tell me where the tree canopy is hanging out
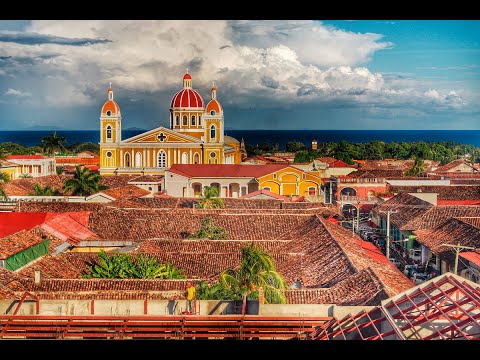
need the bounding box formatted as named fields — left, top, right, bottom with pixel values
left=63, top=165, right=102, bottom=196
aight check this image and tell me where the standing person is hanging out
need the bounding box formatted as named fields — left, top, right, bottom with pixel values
left=185, top=282, right=196, bottom=315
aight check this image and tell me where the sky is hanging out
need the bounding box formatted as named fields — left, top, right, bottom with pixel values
left=0, top=20, right=479, bottom=131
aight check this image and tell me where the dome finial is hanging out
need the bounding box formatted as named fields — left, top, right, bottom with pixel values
left=186, top=67, right=189, bottom=74
left=108, top=82, right=113, bottom=100
left=211, top=81, right=217, bottom=100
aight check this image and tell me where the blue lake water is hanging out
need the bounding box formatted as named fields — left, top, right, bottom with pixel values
left=1, top=130, right=479, bottom=150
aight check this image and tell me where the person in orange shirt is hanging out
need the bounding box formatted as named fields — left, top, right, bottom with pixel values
left=185, top=282, right=196, bottom=315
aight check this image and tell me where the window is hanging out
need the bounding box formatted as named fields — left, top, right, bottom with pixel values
left=157, top=132, right=167, bottom=142
left=308, top=187, right=316, bottom=195
left=210, top=125, right=216, bottom=140
left=106, top=151, right=112, bottom=158
left=210, top=110, right=216, bottom=116
left=191, top=115, right=196, bottom=126
left=135, top=152, right=142, bottom=167
left=125, top=153, right=131, bottom=167
left=158, top=150, right=166, bottom=168
left=194, top=153, right=200, bottom=164
left=183, top=115, right=188, bottom=126
left=302, top=173, right=306, bottom=179
left=198, top=115, right=201, bottom=126
left=106, top=125, right=112, bottom=140
left=106, top=110, right=111, bottom=116
left=182, top=152, right=188, bottom=164
left=175, top=115, right=180, bottom=126
left=273, top=174, right=277, bottom=179
left=210, top=152, right=216, bottom=158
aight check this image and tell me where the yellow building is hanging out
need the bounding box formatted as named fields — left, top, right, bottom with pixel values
left=99, top=73, right=245, bottom=176
left=258, top=167, right=324, bottom=197
left=165, top=164, right=323, bottom=198
left=0, top=160, right=20, bottom=181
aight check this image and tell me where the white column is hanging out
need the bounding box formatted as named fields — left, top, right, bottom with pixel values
left=143, top=148, right=146, bottom=167
left=120, top=149, right=123, bottom=167
left=147, top=149, right=150, bottom=168
left=189, top=148, right=192, bottom=164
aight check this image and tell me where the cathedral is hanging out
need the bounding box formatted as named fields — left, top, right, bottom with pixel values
left=99, top=72, right=245, bottom=176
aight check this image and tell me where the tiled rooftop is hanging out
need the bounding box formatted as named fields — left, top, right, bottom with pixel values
left=389, top=185, right=480, bottom=200
left=0, top=229, right=46, bottom=259
left=100, top=185, right=151, bottom=200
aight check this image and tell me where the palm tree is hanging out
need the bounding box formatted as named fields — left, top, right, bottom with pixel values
left=41, top=131, right=67, bottom=157
left=0, top=171, right=9, bottom=201
left=195, top=185, right=224, bottom=209
left=29, top=183, right=60, bottom=196
left=220, top=242, right=287, bottom=315
left=63, top=165, right=102, bottom=196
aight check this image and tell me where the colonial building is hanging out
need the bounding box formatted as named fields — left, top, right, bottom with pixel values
left=165, top=164, right=324, bottom=199
left=99, top=73, right=245, bottom=176
left=5, top=155, right=56, bottom=178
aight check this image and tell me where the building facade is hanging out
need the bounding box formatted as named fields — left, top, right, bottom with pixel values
left=99, top=73, right=244, bottom=176
left=6, top=155, right=56, bottom=178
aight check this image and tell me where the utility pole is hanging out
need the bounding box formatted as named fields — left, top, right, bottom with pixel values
left=442, top=242, right=475, bottom=275
left=386, top=210, right=391, bottom=260
left=356, top=202, right=360, bottom=232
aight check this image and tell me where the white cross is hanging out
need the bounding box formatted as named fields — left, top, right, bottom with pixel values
left=109, top=82, right=112, bottom=89
left=212, top=81, right=216, bottom=88
left=186, top=68, right=189, bottom=74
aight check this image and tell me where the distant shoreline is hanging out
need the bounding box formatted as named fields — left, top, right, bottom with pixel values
left=1, top=129, right=480, bottom=149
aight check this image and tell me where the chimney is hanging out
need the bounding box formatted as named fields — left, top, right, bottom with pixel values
left=311, top=140, right=318, bottom=150
left=34, top=270, right=41, bottom=285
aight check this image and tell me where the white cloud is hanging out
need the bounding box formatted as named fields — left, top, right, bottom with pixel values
left=0, top=20, right=468, bottom=115
left=4, top=88, right=31, bottom=97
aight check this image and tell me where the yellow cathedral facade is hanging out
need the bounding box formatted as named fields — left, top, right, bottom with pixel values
left=99, top=72, right=245, bottom=176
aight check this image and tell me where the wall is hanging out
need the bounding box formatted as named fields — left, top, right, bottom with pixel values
left=407, top=192, right=437, bottom=205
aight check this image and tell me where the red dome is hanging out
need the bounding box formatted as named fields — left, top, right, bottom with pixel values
left=183, top=73, right=192, bottom=80
left=206, top=99, right=222, bottom=114
left=170, top=88, right=204, bottom=108
left=101, top=99, right=120, bottom=115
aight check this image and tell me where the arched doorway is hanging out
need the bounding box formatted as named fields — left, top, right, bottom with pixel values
left=192, top=183, right=202, bottom=197
left=193, top=153, right=200, bottom=164
left=342, top=203, right=358, bottom=220
left=230, top=183, right=240, bottom=198
left=210, top=182, right=221, bottom=196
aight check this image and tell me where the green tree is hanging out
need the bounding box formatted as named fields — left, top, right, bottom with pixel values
left=82, top=250, right=186, bottom=279
left=285, top=140, right=307, bottom=153
left=196, top=186, right=224, bottom=209
left=41, top=131, right=67, bottom=156
left=68, top=142, right=100, bottom=155
left=0, top=171, right=10, bottom=201
left=63, top=165, right=102, bottom=196
left=29, top=183, right=60, bottom=196
left=405, top=157, right=424, bottom=177
left=189, top=217, right=228, bottom=240
left=294, top=150, right=317, bottom=163
left=195, top=280, right=241, bottom=300
left=220, top=242, right=287, bottom=314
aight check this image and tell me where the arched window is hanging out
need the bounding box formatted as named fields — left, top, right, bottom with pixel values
left=158, top=150, right=166, bottom=168
left=182, top=115, right=188, bottom=126
left=210, top=125, right=216, bottom=141
left=193, top=153, right=200, bottom=164
left=191, top=115, right=196, bottom=126
left=308, top=187, right=316, bottom=195
left=106, top=125, right=112, bottom=140
left=175, top=115, right=180, bottom=126
left=125, top=153, right=131, bottom=167
left=135, top=152, right=142, bottom=167
left=181, top=152, right=188, bottom=164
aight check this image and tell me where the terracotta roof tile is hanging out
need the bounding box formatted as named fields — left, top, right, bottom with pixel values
left=128, top=175, right=164, bottom=183
left=389, top=185, right=480, bottom=200
left=0, top=229, right=47, bottom=259
left=434, top=159, right=477, bottom=173
left=405, top=206, right=480, bottom=230
left=100, top=185, right=151, bottom=200
left=167, top=164, right=289, bottom=178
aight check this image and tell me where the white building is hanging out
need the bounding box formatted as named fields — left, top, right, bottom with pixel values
left=6, top=155, right=56, bottom=178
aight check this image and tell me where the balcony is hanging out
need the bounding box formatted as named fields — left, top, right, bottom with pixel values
left=340, top=195, right=377, bottom=204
